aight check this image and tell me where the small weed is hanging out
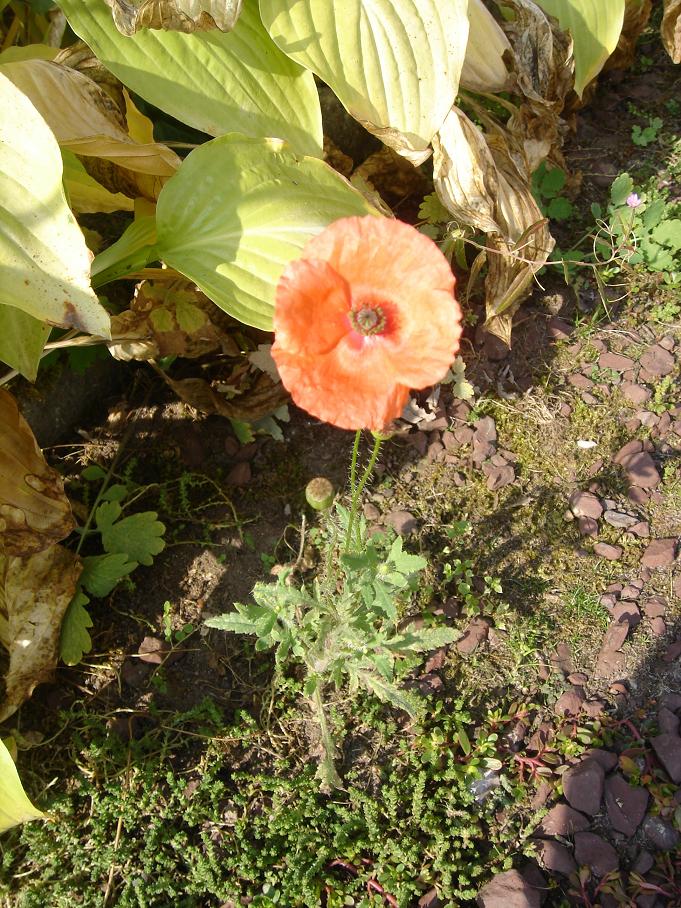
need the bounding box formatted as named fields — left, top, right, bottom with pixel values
left=531, top=162, right=573, bottom=221
left=631, top=116, right=663, bottom=147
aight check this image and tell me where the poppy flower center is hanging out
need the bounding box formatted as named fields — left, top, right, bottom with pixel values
left=349, top=305, right=387, bottom=336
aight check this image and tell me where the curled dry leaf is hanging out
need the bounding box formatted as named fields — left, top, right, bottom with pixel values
left=159, top=364, right=289, bottom=421
left=106, top=0, right=242, bottom=35
left=55, top=40, right=126, bottom=111
left=662, top=0, right=681, bottom=63
left=1, top=59, right=180, bottom=201
left=605, top=0, right=652, bottom=72
left=0, top=390, right=75, bottom=558
left=460, top=0, right=511, bottom=93
left=0, top=545, right=82, bottom=722
left=108, top=279, right=241, bottom=361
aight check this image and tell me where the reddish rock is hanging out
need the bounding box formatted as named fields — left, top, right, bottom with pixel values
left=568, top=373, right=594, bottom=390
left=484, top=463, right=516, bottom=491
left=137, top=636, right=171, bottom=665
left=621, top=452, right=661, bottom=488
left=628, top=521, right=650, bottom=537
left=226, top=461, right=252, bottom=485
left=573, top=832, right=618, bottom=876
left=641, top=538, right=678, bottom=569
left=664, top=639, right=681, bottom=662
left=578, top=516, right=599, bottom=536
left=536, top=839, right=577, bottom=876
left=547, top=317, right=573, bottom=341
left=554, top=686, right=586, bottom=717
left=643, top=596, right=667, bottom=618
left=563, top=758, right=605, bottom=815
left=619, top=584, right=641, bottom=600
left=603, top=510, right=638, bottom=529
left=650, top=617, right=666, bottom=636
left=476, top=870, right=540, bottom=908
left=418, top=888, right=443, bottom=908
left=534, top=804, right=590, bottom=837
left=605, top=774, right=649, bottom=836
left=453, top=425, right=474, bottom=445
left=658, top=707, right=680, bottom=735
left=628, top=487, right=650, bottom=506
left=640, top=345, right=675, bottom=376
left=569, top=491, right=603, bottom=519
left=456, top=617, right=491, bottom=655
left=567, top=672, right=588, bottom=685
left=651, top=734, right=681, bottom=782
left=583, top=699, right=606, bottom=718
left=599, top=351, right=635, bottom=371
left=614, top=440, right=643, bottom=464
left=642, top=815, right=680, bottom=851
left=612, top=602, right=641, bottom=626
left=594, top=542, right=623, bottom=561
left=385, top=510, right=419, bottom=535
left=632, top=850, right=655, bottom=874
left=474, top=416, right=497, bottom=443
left=621, top=383, right=652, bottom=406
left=584, top=748, right=618, bottom=773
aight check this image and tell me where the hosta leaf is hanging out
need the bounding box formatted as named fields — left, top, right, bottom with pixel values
left=62, top=149, right=135, bottom=215
left=534, top=0, right=625, bottom=96
left=155, top=134, right=377, bottom=329
left=260, top=0, right=469, bottom=165
left=107, top=0, right=243, bottom=34
left=662, top=0, right=681, bottom=63
left=59, top=0, right=322, bottom=157
left=80, top=552, right=138, bottom=597
left=0, top=738, right=44, bottom=832
left=91, top=215, right=157, bottom=288
left=0, top=545, right=82, bottom=721
left=0, top=73, right=110, bottom=337
left=0, top=305, right=50, bottom=381
left=59, top=589, right=93, bottom=665
left=460, top=0, right=510, bottom=93
left=99, top=511, right=166, bottom=566
left=0, top=389, right=75, bottom=556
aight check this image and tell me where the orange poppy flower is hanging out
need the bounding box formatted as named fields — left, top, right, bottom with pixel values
left=271, top=216, right=463, bottom=431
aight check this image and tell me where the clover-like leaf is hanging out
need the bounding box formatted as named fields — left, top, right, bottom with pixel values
left=99, top=510, right=166, bottom=566
left=80, top=553, right=138, bottom=598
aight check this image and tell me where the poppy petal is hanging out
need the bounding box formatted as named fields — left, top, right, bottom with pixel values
left=274, top=257, right=351, bottom=356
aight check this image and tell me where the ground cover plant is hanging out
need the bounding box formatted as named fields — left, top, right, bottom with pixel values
left=1, top=0, right=681, bottom=905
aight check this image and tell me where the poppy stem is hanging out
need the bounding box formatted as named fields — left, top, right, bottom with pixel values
left=345, top=432, right=383, bottom=553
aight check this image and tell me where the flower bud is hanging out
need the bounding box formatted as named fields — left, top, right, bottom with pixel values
left=305, top=477, right=335, bottom=511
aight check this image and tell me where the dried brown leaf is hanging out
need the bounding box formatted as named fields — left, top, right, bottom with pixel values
left=606, top=0, right=652, bottom=71
left=105, top=0, right=242, bottom=35
left=0, top=390, right=75, bottom=558
left=662, top=0, right=681, bottom=63
left=161, top=368, right=288, bottom=421
left=1, top=59, right=180, bottom=202
left=0, top=545, right=81, bottom=722
left=109, top=280, right=241, bottom=361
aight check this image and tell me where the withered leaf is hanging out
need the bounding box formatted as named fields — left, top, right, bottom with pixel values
left=160, top=367, right=289, bottom=422
left=606, top=0, right=652, bottom=72
left=1, top=59, right=180, bottom=202
left=0, top=545, right=81, bottom=722
left=108, top=279, right=241, bottom=361
left=0, top=390, right=75, bottom=557
left=662, top=0, right=681, bottom=63
left=106, top=0, right=243, bottom=35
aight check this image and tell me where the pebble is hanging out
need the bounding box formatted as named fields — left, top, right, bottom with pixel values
left=385, top=510, right=418, bottom=535
left=536, top=839, right=577, bottom=876
left=563, top=758, right=605, bottom=815
left=649, top=617, right=666, bottom=636
left=642, top=596, right=666, bottom=618
left=547, top=317, right=573, bottom=340
left=534, top=804, right=590, bottom=837
left=568, top=373, right=594, bottom=390
left=628, top=486, right=650, bottom=506
left=594, top=542, right=623, bottom=560
left=640, top=344, right=675, bottom=376
left=612, top=602, right=641, bottom=626
left=642, top=815, right=680, bottom=851
left=619, top=584, right=641, bottom=600
left=476, top=870, right=541, bottom=908
left=621, top=452, right=661, bottom=488
left=573, top=832, right=618, bottom=876
left=569, top=490, right=603, bottom=519
left=603, top=510, right=638, bottom=528
left=614, top=440, right=643, bottom=463
left=554, top=686, right=586, bottom=717
left=578, top=516, right=598, bottom=536
left=628, top=521, right=650, bottom=537
left=226, top=461, right=252, bottom=485
left=658, top=706, right=680, bottom=735
left=632, top=850, right=655, bottom=874
left=621, top=383, right=651, bottom=405
left=604, top=773, right=648, bottom=836
left=651, top=734, right=681, bottom=782
left=456, top=617, right=491, bottom=654
left=641, top=538, right=678, bottom=569
left=599, top=351, right=635, bottom=371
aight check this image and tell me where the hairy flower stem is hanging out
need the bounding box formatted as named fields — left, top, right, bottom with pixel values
left=311, top=681, right=342, bottom=790
left=344, top=432, right=383, bottom=553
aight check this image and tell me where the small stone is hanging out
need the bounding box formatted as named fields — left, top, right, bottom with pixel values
left=554, top=686, right=586, bottom=717
left=642, top=816, right=680, bottom=851
left=534, top=804, right=590, bottom=837
left=603, top=510, right=639, bottom=529
left=548, top=317, right=573, bottom=340
left=662, top=693, right=681, bottom=712
left=474, top=416, right=497, bottom=443
left=568, top=373, right=594, bottom=390
left=582, top=392, right=599, bottom=406
left=621, top=383, right=652, bottom=406
left=550, top=642, right=574, bottom=676
left=659, top=336, right=676, bottom=351
left=605, top=774, right=649, bottom=836
left=456, top=617, right=491, bottom=655
left=614, top=440, right=643, bottom=464
left=563, top=758, right=605, bottom=815
left=573, top=832, right=618, bottom=877
left=658, top=707, right=680, bottom=735
left=583, top=748, right=618, bottom=773
left=385, top=510, right=418, bottom=535
left=651, top=734, right=681, bottom=782
left=637, top=410, right=660, bottom=428
left=600, top=592, right=618, bottom=610
left=632, top=850, right=655, bottom=875
left=137, top=636, right=170, bottom=665
left=640, top=345, right=675, bottom=377
left=612, top=602, right=641, bottom=626
left=226, top=461, right=252, bottom=485
left=536, top=840, right=577, bottom=876
left=599, top=351, right=635, bottom=371
left=453, top=425, right=474, bottom=445
left=567, top=672, right=589, bottom=685
left=476, top=870, right=540, bottom=908
left=363, top=502, right=381, bottom=520
left=621, top=452, right=661, bottom=489
left=628, top=521, right=650, bottom=538
left=620, top=584, right=641, bottom=600
left=485, top=463, right=516, bottom=491
left=583, top=699, right=606, bottom=718
left=569, top=491, right=603, bottom=519
left=578, top=516, right=599, bottom=536
left=594, top=542, right=623, bottom=561
left=650, top=617, right=666, bottom=636
left=419, top=887, right=443, bottom=908
left=641, top=538, right=678, bottom=569
left=643, top=596, right=666, bottom=618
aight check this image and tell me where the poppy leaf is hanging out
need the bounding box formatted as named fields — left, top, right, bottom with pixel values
left=59, top=0, right=322, bottom=158
left=155, top=134, right=377, bottom=330
left=260, top=0, right=469, bottom=165
left=0, top=73, right=110, bottom=338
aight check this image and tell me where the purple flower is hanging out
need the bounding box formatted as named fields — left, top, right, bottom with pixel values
left=626, top=192, right=641, bottom=208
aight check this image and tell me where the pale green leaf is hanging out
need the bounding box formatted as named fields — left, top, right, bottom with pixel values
left=0, top=44, right=59, bottom=63
left=61, top=149, right=135, bottom=215
left=80, top=553, right=138, bottom=598
left=100, top=511, right=166, bottom=566
left=91, top=216, right=157, bottom=288
left=652, top=219, right=681, bottom=251
left=59, top=590, right=94, bottom=665
left=534, top=0, right=625, bottom=96
left=155, top=134, right=377, bottom=329
left=358, top=671, right=423, bottom=717
left=59, top=0, right=322, bottom=157
left=260, top=0, right=469, bottom=164
left=0, top=304, right=49, bottom=381
left=95, top=501, right=123, bottom=531
left=0, top=74, right=110, bottom=337
left=205, top=610, right=259, bottom=635
left=0, top=738, right=44, bottom=832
